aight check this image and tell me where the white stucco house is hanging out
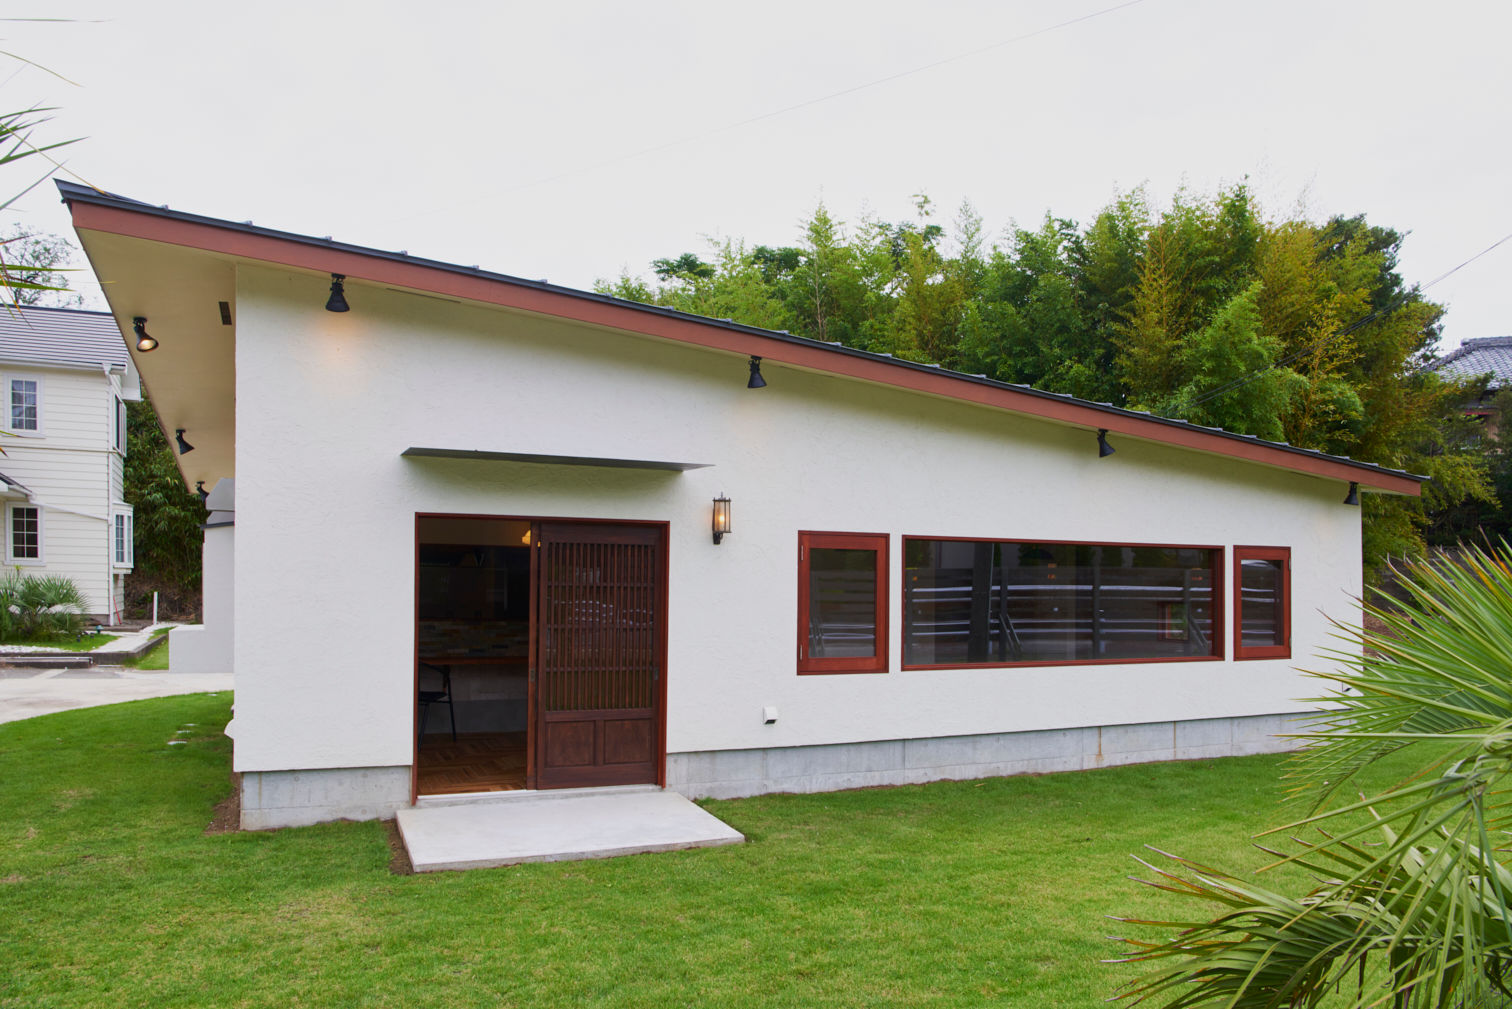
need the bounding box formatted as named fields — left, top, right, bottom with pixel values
left=61, top=181, right=1425, bottom=830
left=0, top=305, right=138, bottom=624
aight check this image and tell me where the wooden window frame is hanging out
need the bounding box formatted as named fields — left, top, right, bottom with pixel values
left=798, top=531, right=889, bottom=675
left=6, top=503, right=42, bottom=565
left=899, top=536, right=1224, bottom=670
left=1233, top=545, right=1290, bottom=660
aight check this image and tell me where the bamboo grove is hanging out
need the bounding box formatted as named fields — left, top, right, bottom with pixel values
left=597, top=185, right=1490, bottom=573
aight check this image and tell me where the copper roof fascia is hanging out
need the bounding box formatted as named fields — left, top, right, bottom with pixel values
left=59, top=182, right=1424, bottom=496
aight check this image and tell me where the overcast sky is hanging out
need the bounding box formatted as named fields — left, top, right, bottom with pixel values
left=8, top=1, right=1510, bottom=349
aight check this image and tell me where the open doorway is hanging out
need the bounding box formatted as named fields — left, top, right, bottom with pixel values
left=415, top=514, right=669, bottom=796
left=415, top=516, right=532, bottom=795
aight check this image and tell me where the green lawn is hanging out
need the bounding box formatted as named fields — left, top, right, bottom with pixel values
left=0, top=695, right=1414, bottom=1008
left=120, top=633, right=169, bottom=670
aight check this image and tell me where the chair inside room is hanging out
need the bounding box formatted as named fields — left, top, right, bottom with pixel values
left=416, top=661, right=456, bottom=750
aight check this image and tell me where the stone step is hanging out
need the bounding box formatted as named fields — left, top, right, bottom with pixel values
left=396, top=788, right=744, bottom=871
left=0, top=655, right=94, bottom=669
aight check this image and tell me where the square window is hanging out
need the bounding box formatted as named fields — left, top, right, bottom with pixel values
left=1234, top=546, right=1290, bottom=659
left=798, top=531, right=888, bottom=674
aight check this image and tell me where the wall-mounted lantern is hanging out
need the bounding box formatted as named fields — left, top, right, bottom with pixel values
left=712, top=495, right=732, bottom=545
left=175, top=429, right=195, bottom=455
left=1343, top=482, right=1360, bottom=506
left=1097, top=428, right=1115, bottom=458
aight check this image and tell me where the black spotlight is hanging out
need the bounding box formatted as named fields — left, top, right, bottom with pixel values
left=747, top=355, right=767, bottom=389
left=325, top=273, right=350, bottom=313
left=175, top=429, right=195, bottom=455
left=196, top=481, right=209, bottom=503
left=132, top=317, right=158, bottom=352
left=1097, top=429, right=1115, bottom=458
left=1344, top=481, right=1360, bottom=506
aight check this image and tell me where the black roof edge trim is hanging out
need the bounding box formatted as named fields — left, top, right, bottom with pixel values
left=58, top=180, right=1425, bottom=486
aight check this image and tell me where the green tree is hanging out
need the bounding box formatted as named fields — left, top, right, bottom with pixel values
left=1114, top=544, right=1512, bottom=1008
left=886, top=211, right=961, bottom=364
left=1426, top=385, right=1512, bottom=546
left=124, top=396, right=206, bottom=615
left=596, top=184, right=1487, bottom=571
left=0, top=225, right=81, bottom=307
left=1151, top=282, right=1306, bottom=442
left=650, top=252, right=714, bottom=282
left=0, top=104, right=79, bottom=306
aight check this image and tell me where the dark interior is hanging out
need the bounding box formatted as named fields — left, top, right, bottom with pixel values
left=415, top=518, right=532, bottom=794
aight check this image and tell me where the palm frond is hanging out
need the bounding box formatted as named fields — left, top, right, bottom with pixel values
left=1113, top=542, right=1512, bottom=1008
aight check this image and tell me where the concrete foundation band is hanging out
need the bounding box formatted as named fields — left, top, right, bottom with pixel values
left=238, top=712, right=1308, bottom=829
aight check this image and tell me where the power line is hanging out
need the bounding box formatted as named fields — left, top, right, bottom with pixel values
left=1183, top=230, right=1512, bottom=410
left=702, top=0, right=1148, bottom=141
left=390, top=0, right=1148, bottom=223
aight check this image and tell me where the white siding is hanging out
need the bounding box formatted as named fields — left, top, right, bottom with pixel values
left=230, top=267, right=1365, bottom=774
left=0, top=364, right=125, bottom=619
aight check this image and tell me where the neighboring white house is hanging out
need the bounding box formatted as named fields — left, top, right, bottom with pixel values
left=0, top=305, right=139, bottom=624
left=61, top=182, right=1426, bottom=830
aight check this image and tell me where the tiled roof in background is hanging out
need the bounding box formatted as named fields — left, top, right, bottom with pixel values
left=0, top=305, right=128, bottom=370
left=1430, top=336, right=1512, bottom=387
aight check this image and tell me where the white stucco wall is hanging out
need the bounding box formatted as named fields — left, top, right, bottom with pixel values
left=229, top=266, right=1362, bottom=775
left=170, top=523, right=234, bottom=674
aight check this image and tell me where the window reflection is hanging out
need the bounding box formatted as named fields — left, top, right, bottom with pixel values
left=904, top=540, right=1217, bottom=666
left=1239, top=558, right=1285, bottom=648
left=808, top=547, right=878, bottom=658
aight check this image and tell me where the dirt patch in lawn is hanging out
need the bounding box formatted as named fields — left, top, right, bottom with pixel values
left=383, top=818, right=414, bottom=875
left=205, top=774, right=240, bottom=834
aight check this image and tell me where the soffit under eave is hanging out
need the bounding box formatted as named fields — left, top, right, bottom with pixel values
left=72, top=227, right=237, bottom=491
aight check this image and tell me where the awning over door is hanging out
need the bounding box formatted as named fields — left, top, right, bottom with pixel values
left=401, top=447, right=711, bottom=472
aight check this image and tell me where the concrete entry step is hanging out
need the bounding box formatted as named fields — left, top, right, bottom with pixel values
left=0, top=656, right=93, bottom=669
left=396, top=788, right=744, bottom=872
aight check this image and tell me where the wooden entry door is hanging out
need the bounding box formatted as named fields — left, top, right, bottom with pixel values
left=533, top=522, right=666, bottom=789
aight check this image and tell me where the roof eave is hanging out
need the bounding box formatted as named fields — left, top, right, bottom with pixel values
left=58, top=181, right=1426, bottom=497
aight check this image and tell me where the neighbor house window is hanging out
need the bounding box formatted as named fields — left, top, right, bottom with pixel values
left=1234, top=546, right=1290, bottom=659
left=8, top=376, right=40, bottom=433
left=114, top=396, right=127, bottom=454
left=112, top=510, right=133, bottom=568
left=798, top=531, right=888, bottom=674
left=903, top=539, right=1221, bottom=668
left=6, top=504, right=41, bottom=564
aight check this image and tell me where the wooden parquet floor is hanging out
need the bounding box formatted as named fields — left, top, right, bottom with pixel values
left=417, top=732, right=528, bottom=795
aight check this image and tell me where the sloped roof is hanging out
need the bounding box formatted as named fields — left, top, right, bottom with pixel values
left=57, top=180, right=1426, bottom=495
left=0, top=304, right=129, bottom=371
left=1430, top=336, right=1512, bottom=388
left=0, top=470, right=32, bottom=499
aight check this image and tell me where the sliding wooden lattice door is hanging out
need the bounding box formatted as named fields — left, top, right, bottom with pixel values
left=533, top=522, right=665, bottom=788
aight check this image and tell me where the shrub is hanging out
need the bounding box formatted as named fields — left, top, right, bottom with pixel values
left=0, top=569, right=88, bottom=642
